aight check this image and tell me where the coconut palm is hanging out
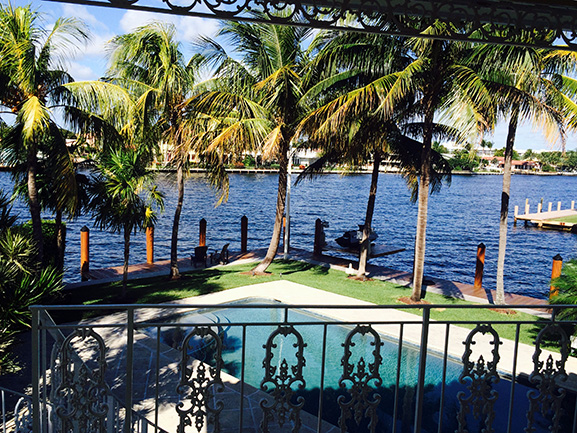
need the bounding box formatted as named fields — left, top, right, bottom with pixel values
left=0, top=4, right=88, bottom=265
left=88, top=149, right=164, bottom=296
left=193, top=18, right=351, bottom=274
left=105, top=23, right=217, bottom=279
left=467, top=42, right=571, bottom=304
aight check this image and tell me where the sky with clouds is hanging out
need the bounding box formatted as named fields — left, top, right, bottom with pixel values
left=5, top=0, right=577, bottom=152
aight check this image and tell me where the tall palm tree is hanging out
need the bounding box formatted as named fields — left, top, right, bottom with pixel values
left=194, top=18, right=348, bottom=274
left=88, top=149, right=164, bottom=296
left=467, top=42, right=570, bottom=304
left=298, top=30, right=456, bottom=279
left=105, top=23, right=203, bottom=279
left=0, top=4, right=88, bottom=266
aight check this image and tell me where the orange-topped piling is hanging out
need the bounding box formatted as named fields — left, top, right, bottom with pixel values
left=199, top=218, right=207, bottom=247
left=550, top=254, right=563, bottom=298
left=474, top=243, right=485, bottom=290
left=146, top=225, right=154, bottom=264
left=80, top=226, right=90, bottom=281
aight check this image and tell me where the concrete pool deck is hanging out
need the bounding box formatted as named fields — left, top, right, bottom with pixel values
left=75, top=280, right=576, bottom=431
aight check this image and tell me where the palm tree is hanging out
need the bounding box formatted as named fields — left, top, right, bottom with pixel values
left=0, top=4, right=88, bottom=266
left=194, top=19, right=348, bottom=274
left=105, top=23, right=210, bottom=279
left=88, top=149, right=164, bottom=296
left=467, top=42, right=570, bottom=304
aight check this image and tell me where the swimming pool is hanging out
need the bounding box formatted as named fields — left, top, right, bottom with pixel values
left=143, top=298, right=568, bottom=433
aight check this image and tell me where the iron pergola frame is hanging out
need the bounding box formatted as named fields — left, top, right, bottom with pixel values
left=45, top=0, right=577, bottom=50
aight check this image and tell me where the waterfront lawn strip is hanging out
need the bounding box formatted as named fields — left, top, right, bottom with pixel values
left=56, top=260, right=544, bottom=347
left=550, top=215, right=577, bottom=224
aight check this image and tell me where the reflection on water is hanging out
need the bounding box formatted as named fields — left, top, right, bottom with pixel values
left=1, top=170, right=575, bottom=298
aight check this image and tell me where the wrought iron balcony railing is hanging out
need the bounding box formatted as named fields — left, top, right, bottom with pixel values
left=28, top=301, right=577, bottom=433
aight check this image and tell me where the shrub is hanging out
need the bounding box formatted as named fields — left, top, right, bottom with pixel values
left=549, top=258, right=577, bottom=322
left=13, top=220, right=65, bottom=269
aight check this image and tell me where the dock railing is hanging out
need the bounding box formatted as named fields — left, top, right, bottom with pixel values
left=30, top=302, right=577, bottom=433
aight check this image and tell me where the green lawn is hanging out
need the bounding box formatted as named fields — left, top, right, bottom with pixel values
left=52, top=260, right=552, bottom=348
left=550, top=214, right=577, bottom=224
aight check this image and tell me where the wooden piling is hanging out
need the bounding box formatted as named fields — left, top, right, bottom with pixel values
left=525, top=198, right=530, bottom=215
left=572, top=200, right=575, bottom=210
left=80, top=226, right=90, bottom=281
left=548, top=202, right=552, bottom=212
left=514, top=205, right=518, bottom=225
left=199, top=218, right=207, bottom=247
left=241, top=215, right=248, bottom=253
left=146, top=225, right=154, bottom=264
left=537, top=202, right=542, bottom=213
left=474, top=243, right=485, bottom=290
left=550, top=254, right=563, bottom=298
left=313, top=218, right=323, bottom=256
left=557, top=201, right=562, bottom=211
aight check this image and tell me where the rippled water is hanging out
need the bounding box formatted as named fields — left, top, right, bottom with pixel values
left=1, top=170, right=575, bottom=298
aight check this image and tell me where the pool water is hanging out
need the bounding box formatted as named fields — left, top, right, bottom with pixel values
left=149, top=300, right=569, bottom=433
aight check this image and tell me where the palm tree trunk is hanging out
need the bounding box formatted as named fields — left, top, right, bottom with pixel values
left=27, top=149, right=43, bottom=267
left=55, top=209, right=64, bottom=272
left=169, top=161, right=184, bottom=279
left=496, top=106, right=519, bottom=305
left=357, top=152, right=381, bottom=277
left=253, top=142, right=289, bottom=274
left=411, top=98, right=435, bottom=302
left=123, top=224, right=131, bottom=297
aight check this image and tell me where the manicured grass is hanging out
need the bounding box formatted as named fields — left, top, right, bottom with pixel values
left=550, top=215, right=577, bottom=224
left=52, top=260, right=552, bottom=349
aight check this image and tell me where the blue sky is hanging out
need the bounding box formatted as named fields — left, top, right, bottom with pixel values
left=7, top=0, right=577, bottom=152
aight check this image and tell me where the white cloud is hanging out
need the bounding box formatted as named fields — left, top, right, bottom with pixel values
left=61, top=4, right=108, bottom=31
left=66, top=61, right=98, bottom=81
left=119, top=10, right=219, bottom=42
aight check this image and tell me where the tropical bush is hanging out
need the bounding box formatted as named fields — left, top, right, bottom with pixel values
left=14, top=220, right=66, bottom=270
left=550, top=258, right=577, bottom=321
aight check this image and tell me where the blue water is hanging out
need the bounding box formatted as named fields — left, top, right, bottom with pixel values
left=1, top=170, right=576, bottom=298
left=151, top=301, right=562, bottom=433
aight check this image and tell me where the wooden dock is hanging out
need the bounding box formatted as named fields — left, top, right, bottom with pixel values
left=323, top=242, right=406, bottom=258
left=514, top=199, right=577, bottom=231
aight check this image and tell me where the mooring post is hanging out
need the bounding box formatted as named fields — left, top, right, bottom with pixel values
left=525, top=198, right=530, bottom=215
left=514, top=206, right=518, bottom=225
left=572, top=200, right=575, bottom=210
left=80, top=226, right=90, bottom=281
left=146, top=225, right=154, bottom=264
left=199, top=218, right=207, bottom=247
left=241, top=215, right=248, bottom=253
left=474, top=243, right=486, bottom=290
left=548, top=202, right=552, bottom=212
left=313, top=218, right=323, bottom=256
left=550, top=254, right=563, bottom=298
left=558, top=201, right=562, bottom=211
left=537, top=202, right=542, bottom=213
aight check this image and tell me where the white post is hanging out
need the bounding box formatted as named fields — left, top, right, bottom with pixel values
left=572, top=200, right=575, bottom=210
left=548, top=202, right=553, bottom=212
left=284, top=144, right=293, bottom=260
left=537, top=202, right=542, bottom=213
left=558, top=201, right=562, bottom=211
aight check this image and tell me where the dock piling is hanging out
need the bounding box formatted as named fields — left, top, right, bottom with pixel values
left=241, top=215, right=248, bottom=253
left=557, top=201, right=562, bottom=211
left=514, top=206, right=518, bottom=225
left=525, top=199, right=530, bottom=215
left=537, top=202, right=542, bottom=213
left=146, top=225, right=154, bottom=264
left=548, top=202, right=552, bottom=212
left=313, top=219, right=323, bottom=256
left=80, top=226, right=90, bottom=281
left=550, top=254, right=563, bottom=298
left=199, top=218, right=207, bottom=247
left=572, top=201, right=575, bottom=210
left=474, top=243, right=485, bottom=290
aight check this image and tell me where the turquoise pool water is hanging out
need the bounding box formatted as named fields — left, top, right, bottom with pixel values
left=150, top=300, right=566, bottom=433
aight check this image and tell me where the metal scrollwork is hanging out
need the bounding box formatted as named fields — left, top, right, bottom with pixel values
left=525, top=323, right=570, bottom=433
left=45, top=0, right=577, bottom=51
left=14, top=397, right=33, bottom=433
left=176, top=326, right=225, bottom=433
left=260, top=325, right=307, bottom=433
left=456, top=324, right=502, bottom=433
left=51, top=328, right=109, bottom=433
left=337, top=324, right=383, bottom=433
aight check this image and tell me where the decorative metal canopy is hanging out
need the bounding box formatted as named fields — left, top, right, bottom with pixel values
left=45, top=0, right=577, bottom=50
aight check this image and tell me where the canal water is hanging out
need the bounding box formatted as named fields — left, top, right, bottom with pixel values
left=1, top=171, right=575, bottom=298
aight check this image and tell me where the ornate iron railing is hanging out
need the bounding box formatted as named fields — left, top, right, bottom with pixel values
left=30, top=302, right=577, bottom=433
left=44, top=0, right=577, bottom=50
